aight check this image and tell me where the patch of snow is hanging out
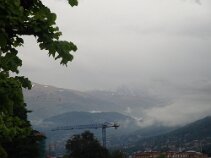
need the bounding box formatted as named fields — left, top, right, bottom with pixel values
left=89, top=110, right=102, bottom=113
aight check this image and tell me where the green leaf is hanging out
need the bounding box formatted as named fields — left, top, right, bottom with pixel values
left=48, top=13, right=57, bottom=24
left=0, top=51, right=22, bottom=73
left=14, top=76, right=32, bottom=89
left=0, top=33, right=7, bottom=48
left=68, top=0, right=78, bottom=6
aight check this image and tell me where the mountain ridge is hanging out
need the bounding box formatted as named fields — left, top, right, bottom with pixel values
left=128, top=116, right=211, bottom=152
left=24, top=83, right=165, bottom=125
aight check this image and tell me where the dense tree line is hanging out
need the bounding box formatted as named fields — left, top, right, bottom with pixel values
left=64, top=131, right=126, bottom=158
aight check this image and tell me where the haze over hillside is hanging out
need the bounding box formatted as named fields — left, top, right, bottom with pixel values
left=36, top=111, right=142, bottom=146
left=23, top=83, right=211, bottom=155
left=128, top=116, right=211, bottom=153
left=24, top=82, right=211, bottom=128
left=24, top=83, right=167, bottom=126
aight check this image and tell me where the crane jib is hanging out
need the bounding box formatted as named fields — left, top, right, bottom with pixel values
left=51, top=122, right=120, bottom=148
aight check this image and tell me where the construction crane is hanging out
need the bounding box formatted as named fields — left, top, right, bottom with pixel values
left=52, top=122, right=119, bottom=148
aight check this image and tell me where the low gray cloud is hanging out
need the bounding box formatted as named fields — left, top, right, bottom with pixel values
left=137, top=80, right=211, bottom=126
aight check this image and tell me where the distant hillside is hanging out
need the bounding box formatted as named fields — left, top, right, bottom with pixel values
left=115, top=125, right=176, bottom=146
left=24, top=83, right=165, bottom=124
left=35, top=111, right=179, bottom=154
left=24, top=83, right=116, bottom=121
left=40, top=111, right=140, bottom=135
left=34, top=111, right=178, bottom=149
left=34, top=111, right=142, bottom=154
left=23, top=83, right=211, bottom=154
left=44, top=111, right=133, bottom=125
left=24, top=83, right=173, bottom=152
left=166, top=116, right=211, bottom=140
left=128, top=116, right=211, bottom=152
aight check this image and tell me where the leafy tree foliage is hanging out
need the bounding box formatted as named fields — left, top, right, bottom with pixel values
left=158, top=154, right=167, bottom=158
left=65, top=131, right=109, bottom=158
left=1, top=130, right=46, bottom=158
left=0, top=145, right=7, bottom=158
left=0, top=0, right=78, bottom=157
left=109, top=150, right=126, bottom=158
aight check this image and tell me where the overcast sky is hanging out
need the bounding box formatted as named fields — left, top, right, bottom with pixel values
left=19, top=0, right=211, bottom=126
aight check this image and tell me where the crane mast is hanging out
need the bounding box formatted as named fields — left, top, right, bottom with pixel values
left=52, top=122, right=119, bottom=148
